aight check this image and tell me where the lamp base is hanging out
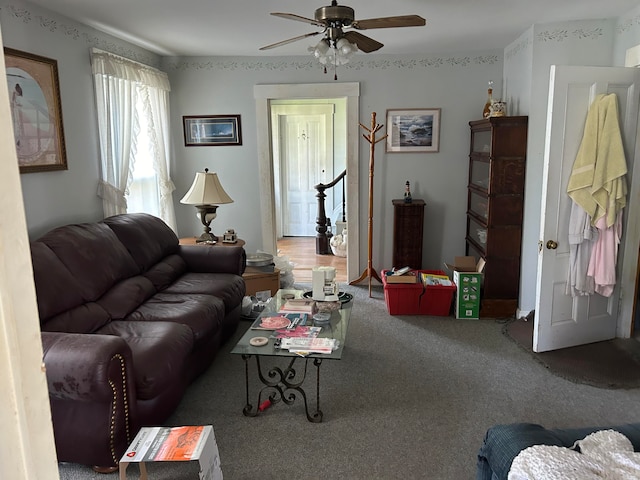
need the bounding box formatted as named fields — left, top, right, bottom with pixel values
left=196, top=232, right=218, bottom=243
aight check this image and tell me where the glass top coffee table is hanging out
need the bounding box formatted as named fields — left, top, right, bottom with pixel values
left=231, top=288, right=352, bottom=422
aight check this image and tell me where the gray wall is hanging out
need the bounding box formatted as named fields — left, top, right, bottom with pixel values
left=503, top=13, right=640, bottom=313
left=164, top=52, right=502, bottom=270
left=0, top=0, right=161, bottom=238
left=614, top=4, right=640, bottom=66
left=4, top=0, right=640, bottom=313
left=504, top=19, right=618, bottom=312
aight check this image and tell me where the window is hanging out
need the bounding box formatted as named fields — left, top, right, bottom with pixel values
left=91, top=48, right=176, bottom=231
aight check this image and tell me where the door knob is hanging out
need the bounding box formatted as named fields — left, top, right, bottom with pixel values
left=546, top=240, right=558, bottom=250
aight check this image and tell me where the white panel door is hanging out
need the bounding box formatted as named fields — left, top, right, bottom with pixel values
left=279, top=106, right=334, bottom=236
left=534, top=65, right=640, bottom=352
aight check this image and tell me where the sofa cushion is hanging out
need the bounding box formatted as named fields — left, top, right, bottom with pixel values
left=143, top=254, right=188, bottom=291
left=163, top=273, right=245, bottom=313
left=37, top=222, right=139, bottom=301
left=125, top=292, right=224, bottom=346
left=42, top=303, right=112, bottom=334
left=96, top=276, right=156, bottom=320
left=104, top=213, right=180, bottom=271
left=30, top=242, right=87, bottom=322
left=97, top=321, right=193, bottom=400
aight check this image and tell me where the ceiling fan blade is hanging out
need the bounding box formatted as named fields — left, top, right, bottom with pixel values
left=271, top=12, right=325, bottom=27
left=352, top=15, right=426, bottom=30
left=259, top=31, right=321, bottom=51
left=342, top=31, right=383, bottom=53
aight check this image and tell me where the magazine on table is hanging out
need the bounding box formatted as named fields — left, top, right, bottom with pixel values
left=251, top=312, right=308, bottom=330
left=272, top=325, right=322, bottom=339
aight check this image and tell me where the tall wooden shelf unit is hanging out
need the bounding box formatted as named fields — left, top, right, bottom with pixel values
left=467, top=116, right=528, bottom=317
left=392, top=199, right=425, bottom=270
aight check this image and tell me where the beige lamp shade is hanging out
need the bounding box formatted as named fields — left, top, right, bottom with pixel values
left=180, top=168, right=233, bottom=205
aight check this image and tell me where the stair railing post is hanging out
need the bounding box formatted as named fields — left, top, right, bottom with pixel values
left=315, top=185, right=329, bottom=254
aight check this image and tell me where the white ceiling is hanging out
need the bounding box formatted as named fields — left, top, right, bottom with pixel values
left=25, top=0, right=640, bottom=57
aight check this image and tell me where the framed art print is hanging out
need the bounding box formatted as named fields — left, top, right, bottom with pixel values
left=386, top=108, right=441, bottom=153
left=4, top=47, right=68, bottom=173
left=183, top=115, right=242, bottom=146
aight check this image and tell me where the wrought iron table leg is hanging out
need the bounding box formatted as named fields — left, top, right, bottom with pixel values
left=241, top=354, right=324, bottom=422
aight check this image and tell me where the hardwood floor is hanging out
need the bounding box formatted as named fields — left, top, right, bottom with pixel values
left=276, top=236, right=347, bottom=284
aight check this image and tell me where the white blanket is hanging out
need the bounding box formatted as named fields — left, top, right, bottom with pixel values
left=508, top=430, right=640, bottom=479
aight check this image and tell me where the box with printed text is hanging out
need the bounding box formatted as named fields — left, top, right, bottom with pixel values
left=445, top=256, right=484, bottom=320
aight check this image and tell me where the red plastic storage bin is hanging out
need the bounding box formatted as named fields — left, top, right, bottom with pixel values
left=382, top=269, right=456, bottom=316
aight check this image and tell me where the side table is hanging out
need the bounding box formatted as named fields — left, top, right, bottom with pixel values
left=179, top=236, right=246, bottom=248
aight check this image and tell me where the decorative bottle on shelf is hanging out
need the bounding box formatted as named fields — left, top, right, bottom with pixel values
left=482, top=80, right=494, bottom=119
left=404, top=181, right=412, bottom=203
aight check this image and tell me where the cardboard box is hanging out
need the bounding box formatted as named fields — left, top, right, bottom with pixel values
left=445, top=256, right=484, bottom=320
left=383, top=270, right=418, bottom=284
left=382, top=269, right=455, bottom=316
left=243, top=268, right=280, bottom=297
left=444, top=255, right=485, bottom=274
left=119, top=425, right=222, bottom=480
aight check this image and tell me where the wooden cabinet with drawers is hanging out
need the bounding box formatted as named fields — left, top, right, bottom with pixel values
left=467, top=116, right=527, bottom=317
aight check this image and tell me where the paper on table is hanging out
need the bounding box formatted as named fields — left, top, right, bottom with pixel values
left=280, top=337, right=338, bottom=354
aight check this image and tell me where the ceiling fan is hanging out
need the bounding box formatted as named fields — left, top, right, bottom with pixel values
left=259, top=0, right=426, bottom=54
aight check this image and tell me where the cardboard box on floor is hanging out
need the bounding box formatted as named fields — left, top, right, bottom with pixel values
left=119, top=425, right=222, bottom=480
left=444, top=256, right=485, bottom=320
left=243, top=267, right=280, bottom=297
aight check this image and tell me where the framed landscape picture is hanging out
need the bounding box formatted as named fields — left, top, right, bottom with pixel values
left=183, top=115, right=242, bottom=146
left=4, top=47, right=68, bottom=173
left=386, top=108, right=441, bottom=153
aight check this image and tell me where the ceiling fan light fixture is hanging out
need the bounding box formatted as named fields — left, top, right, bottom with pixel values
left=264, top=2, right=425, bottom=78
left=313, top=38, right=331, bottom=56
left=310, top=37, right=357, bottom=67
left=336, top=37, right=357, bottom=56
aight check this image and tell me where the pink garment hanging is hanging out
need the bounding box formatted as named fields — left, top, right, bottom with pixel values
left=586, top=211, right=623, bottom=297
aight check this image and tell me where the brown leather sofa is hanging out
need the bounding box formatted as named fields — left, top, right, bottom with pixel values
left=31, top=213, right=246, bottom=468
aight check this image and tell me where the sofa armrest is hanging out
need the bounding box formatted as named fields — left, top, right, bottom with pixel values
left=42, top=331, right=139, bottom=467
left=179, top=244, right=246, bottom=275
left=42, top=331, right=135, bottom=403
left=477, top=422, right=640, bottom=480
left=476, top=423, right=567, bottom=480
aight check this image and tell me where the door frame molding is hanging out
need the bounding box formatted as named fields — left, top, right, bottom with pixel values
left=254, top=83, right=360, bottom=282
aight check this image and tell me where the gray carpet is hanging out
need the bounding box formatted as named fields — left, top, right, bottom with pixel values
left=58, top=284, right=640, bottom=479
left=504, top=317, right=640, bottom=389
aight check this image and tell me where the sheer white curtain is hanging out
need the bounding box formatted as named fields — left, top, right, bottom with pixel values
left=141, top=85, right=176, bottom=230
left=91, top=48, right=176, bottom=231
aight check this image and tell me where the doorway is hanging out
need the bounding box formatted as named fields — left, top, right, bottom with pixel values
left=254, top=83, right=360, bottom=283
left=277, top=237, right=348, bottom=284
left=271, top=103, right=336, bottom=237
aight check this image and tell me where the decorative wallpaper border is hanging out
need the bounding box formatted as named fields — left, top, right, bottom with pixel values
left=1, top=1, right=499, bottom=74
left=505, top=36, right=532, bottom=61
left=0, top=2, right=161, bottom=67
left=163, top=54, right=500, bottom=73
left=505, top=23, right=609, bottom=63
left=617, top=12, right=640, bottom=34
left=535, top=27, right=604, bottom=43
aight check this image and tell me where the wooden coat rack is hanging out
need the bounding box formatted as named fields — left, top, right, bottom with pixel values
left=350, top=112, right=387, bottom=297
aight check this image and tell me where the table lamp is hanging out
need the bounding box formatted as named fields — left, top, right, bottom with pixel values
left=180, top=168, right=233, bottom=243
